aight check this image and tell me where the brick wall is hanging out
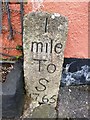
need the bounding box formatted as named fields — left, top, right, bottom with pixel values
left=1, top=1, right=89, bottom=58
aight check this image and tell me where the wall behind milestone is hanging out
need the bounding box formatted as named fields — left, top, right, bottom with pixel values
left=1, top=1, right=89, bottom=59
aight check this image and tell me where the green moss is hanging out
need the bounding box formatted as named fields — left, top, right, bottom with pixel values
left=16, top=45, right=23, bottom=51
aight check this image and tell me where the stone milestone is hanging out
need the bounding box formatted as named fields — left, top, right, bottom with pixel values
left=23, top=11, right=68, bottom=115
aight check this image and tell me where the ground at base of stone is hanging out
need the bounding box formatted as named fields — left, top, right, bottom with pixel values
left=2, top=85, right=90, bottom=119
left=2, top=118, right=88, bottom=119
left=21, top=85, right=89, bottom=119
left=58, top=85, right=90, bottom=119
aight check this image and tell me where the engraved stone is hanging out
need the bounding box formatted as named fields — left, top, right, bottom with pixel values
left=23, top=11, right=68, bottom=113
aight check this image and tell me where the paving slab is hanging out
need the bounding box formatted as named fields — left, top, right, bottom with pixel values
left=2, top=60, right=24, bottom=119
left=58, top=85, right=90, bottom=119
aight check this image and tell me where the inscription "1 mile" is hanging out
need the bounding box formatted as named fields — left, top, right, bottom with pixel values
left=31, top=39, right=63, bottom=54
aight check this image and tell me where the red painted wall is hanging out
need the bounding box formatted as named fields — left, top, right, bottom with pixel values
left=1, top=2, right=89, bottom=59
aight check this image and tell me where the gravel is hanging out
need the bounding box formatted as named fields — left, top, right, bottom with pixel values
left=0, top=64, right=14, bottom=83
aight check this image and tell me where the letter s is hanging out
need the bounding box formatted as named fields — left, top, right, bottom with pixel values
left=35, top=78, right=49, bottom=92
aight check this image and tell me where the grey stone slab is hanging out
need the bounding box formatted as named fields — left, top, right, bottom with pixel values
left=58, top=85, right=90, bottom=119
left=2, top=60, right=24, bottom=119
left=0, top=82, right=2, bottom=119
left=23, top=11, right=68, bottom=113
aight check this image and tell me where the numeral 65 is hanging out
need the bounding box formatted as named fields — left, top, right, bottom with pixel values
left=42, top=95, right=57, bottom=104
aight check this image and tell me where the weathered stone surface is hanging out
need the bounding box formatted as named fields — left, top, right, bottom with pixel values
left=2, top=60, right=24, bottom=119
left=58, top=85, right=90, bottom=118
left=23, top=11, right=68, bottom=111
left=31, top=104, right=57, bottom=118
